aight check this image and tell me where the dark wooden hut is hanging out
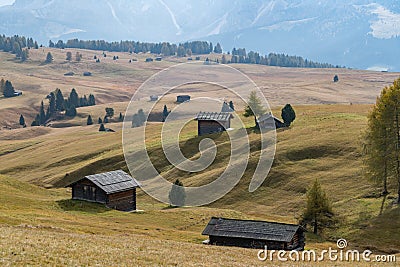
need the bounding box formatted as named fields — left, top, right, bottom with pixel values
left=202, top=217, right=305, bottom=250
left=176, top=95, right=191, bottom=103
left=195, top=112, right=233, bottom=136
left=66, top=170, right=140, bottom=211
left=258, top=113, right=286, bottom=129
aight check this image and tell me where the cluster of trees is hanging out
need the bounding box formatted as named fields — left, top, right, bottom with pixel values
left=132, top=109, right=146, bottom=127
left=229, top=49, right=340, bottom=68
left=51, top=38, right=224, bottom=57
left=364, top=77, right=400, bottom=203
left=65, top=51, right=82, bottom=62
left=244, top=91, right=296, bottom=128
left=0, top=34, right=38, bottom=62
left=0, top=79, right=16, bottom=97
left=31, top=88, right=96, bottom=126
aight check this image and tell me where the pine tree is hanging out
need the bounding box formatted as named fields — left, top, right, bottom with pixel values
left=87, top=115, right=93, bottom=125
left=138, top=109, right=146, bottom=124
left=48, top=92, right=56, bottom=116
left=118, top=112, right=123, bottom=122
left=131, top=114, right=142, bottom=127
left=45, top=52, right=53, bottom=63
left=168, top=179, right=186, bottom=207
left=66, top=51, right=72, bottom=61
left=333, top=75, right=339, bottom=82
left=31, top=114, right=40, bottom=126
left=243, top=91, right=266, bottom=127
left=229, top=101, right=235, bottom=111
left=55, top=88, right=65, bottom=111
left=99, top=123, right=106, bottom=131
left=98, top=117, right=102, bottom=124
left=19, top=114, right=25, bottom=126
left=281, top=104, right=296, bottom=127
left=364, top=78, right=400, bottom=203
left=88, top=94, right=95, bottom=106
left=65, top=105, right=77, bottom=117
left=162, top=105, right=169, bottom=122
left=21, top=49, right=29, bottom=62
left=39, top=101, right=46, bottom=125
left=69, top=88, right=79, bottom=107
left=302, top=179, right=334, bottom=234
left=221, top=54, right=227, bottom=64
left=214, top=43, right=222, bottom=53
left=0, top=78, right=4, bottom=95
left=75, top=52, right=81, bottom=62
left=3, top=80, right=15, bottom=97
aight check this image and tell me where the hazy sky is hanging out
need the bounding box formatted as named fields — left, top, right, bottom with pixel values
left=0, top=0, right=14, bottom=6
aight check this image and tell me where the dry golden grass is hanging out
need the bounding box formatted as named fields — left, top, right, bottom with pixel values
left=1, top=49, right=400, bottom=265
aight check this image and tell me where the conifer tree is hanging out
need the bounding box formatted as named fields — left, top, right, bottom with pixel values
left=55, top=88, right=65, bottom=111
left=87, top=115, right=93, bottom=125
left=39, top=101, right=46, bottom=125
left=302, top=179, right=334, bottom=234
left=168, top=179, right=186, bottom=207
left=19, top=114, right=25, bottom=126
left=281, top=104, right=296, bottom=127
left=45, top=52, right=53, bottom=63
left=243, top=91, right=266, bottom=127
left=99, top=123, right=106, bottom=131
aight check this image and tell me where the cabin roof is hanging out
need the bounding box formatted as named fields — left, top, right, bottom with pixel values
left=258, top=113, right=282, bottom=122
left=67, top=170, right=140, bottom=194
left=202, top=217, right=301, bottom=242
left=195, top=112, right=232, bottom=122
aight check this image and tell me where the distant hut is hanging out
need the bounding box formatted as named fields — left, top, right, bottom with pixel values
left=195, top=112, right=233, bottom=136
left=145, top=58, right=153, bottom=62
left=202, top=217, right=305, bottom=250
left=221, top=101, right=233, bottom=113
left=176, top=95, right=190, bottom=103
left=258, top=113, right=286, bottom=129
left=150, top=95, right=159, bottom=101
left=65, top=170, right=140, bottom=211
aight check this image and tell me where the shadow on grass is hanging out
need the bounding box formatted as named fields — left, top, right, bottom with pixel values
left=56, top=199, right=110, bottom=214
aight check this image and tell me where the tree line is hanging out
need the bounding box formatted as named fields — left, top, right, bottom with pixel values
left=31, top=88, right=96, bottom=126
left=50, top=37, right=338, bottom=68
left=228, top=49, right=341, bottom=68
left=55, top=39, right=219, bottom=57
left=0, top=34, right=39, bottom=62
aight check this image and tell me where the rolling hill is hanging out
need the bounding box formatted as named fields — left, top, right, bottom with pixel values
left=0, top=47, right=399, bottom=265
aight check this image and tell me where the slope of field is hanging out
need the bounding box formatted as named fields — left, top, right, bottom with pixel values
left=0, top=103, right=399, bottom=255
left=0, top=48, right=399, bottom=129
left=1, top=48, right=400, bottom=264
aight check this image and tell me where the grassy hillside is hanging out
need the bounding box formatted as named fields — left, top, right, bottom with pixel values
left=1, top=48, right=400, bottom=264
left=1, top=103, right=399, bottom=255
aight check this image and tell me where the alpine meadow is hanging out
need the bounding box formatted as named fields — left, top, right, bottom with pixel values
left=0, top=1, right=400, bottom=266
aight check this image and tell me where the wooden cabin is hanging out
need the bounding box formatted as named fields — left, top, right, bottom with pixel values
left=202, top=217, right=305, bottom=250
left=258, top=113, right=286, bottom=129
left=149, top=95, right=158, bottom=101
left=66, top=170, right=140, bottom=211
left=176, top=95, right=190, bottom=103
left=195, top=112, right=233, bottom=136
